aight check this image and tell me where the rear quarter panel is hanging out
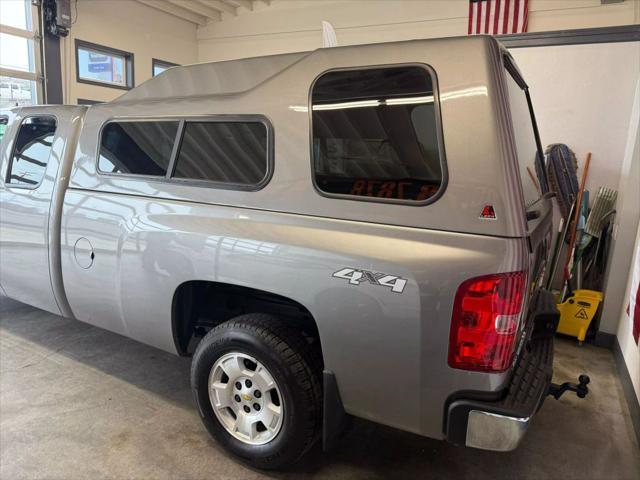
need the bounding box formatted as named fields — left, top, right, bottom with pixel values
left=61, top=191, right=526, bottom=438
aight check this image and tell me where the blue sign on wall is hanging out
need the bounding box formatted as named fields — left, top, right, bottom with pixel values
left=89, top=53, right=109, bottom=62
left=88, top=63, right=110, bottom=73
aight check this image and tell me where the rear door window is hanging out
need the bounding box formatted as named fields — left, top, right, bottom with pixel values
left=6, top=116, right=57, bottom=187
left=0, top=116, right=8, bottom=143
left=311, top=66, right=444, bottom=203
left=99, top=121, right=179, bottom=175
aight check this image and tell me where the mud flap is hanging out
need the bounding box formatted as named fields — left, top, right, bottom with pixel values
left=322, top=370, right=351, bottom=452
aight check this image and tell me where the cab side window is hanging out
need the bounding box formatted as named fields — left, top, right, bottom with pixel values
left=6, top=116, right=57, bottom=187
left=311, top=66, right=444, bottom=203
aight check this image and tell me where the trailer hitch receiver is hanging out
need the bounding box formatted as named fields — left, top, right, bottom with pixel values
left=548, top=374, right=590, bottom=400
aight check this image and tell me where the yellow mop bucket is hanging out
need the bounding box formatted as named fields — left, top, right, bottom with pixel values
left=556, top=289, right=603, bottom=342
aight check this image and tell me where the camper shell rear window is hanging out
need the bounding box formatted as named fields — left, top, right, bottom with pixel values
left=310, top=65, right=446, bottom=204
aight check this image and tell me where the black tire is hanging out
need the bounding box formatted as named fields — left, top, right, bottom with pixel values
left=190, top=313, right=323, bottom=470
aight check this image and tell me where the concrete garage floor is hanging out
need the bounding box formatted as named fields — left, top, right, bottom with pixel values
left=1, top=296, right=638, bottom=480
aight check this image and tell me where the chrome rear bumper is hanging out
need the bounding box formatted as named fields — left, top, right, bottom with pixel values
left=465, top=410, right=530, bottom=451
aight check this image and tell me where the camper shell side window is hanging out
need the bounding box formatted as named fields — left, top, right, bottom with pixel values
left=99, top=121, right=179, bottom=176
left=97, top=116, right=272, bottom=191
left=310, top=64, right=447, bottom=205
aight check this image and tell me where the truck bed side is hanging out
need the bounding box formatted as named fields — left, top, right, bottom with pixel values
left=61, top=191, right=526, bottom=439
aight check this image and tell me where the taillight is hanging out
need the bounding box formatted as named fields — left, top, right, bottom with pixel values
left=448, top=271, right=526, bottom=372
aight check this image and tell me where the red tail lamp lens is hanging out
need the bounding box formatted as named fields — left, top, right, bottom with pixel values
left=448, top=271, right=526, bottom=372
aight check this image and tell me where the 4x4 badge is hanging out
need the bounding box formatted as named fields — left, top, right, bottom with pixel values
left=332, top=268, right=407, bottom=294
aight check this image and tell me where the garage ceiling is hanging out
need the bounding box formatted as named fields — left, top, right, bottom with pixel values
left=136, top=0, right=271, bottom=26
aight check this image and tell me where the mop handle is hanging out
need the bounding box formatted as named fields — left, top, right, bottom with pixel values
left=565, top=152, right=592, bottom=281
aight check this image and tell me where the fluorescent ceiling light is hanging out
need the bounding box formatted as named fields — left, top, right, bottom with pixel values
left=440, top=87, right=487, bottom=101
left=385, top=95, right=434, bottom=105
left=288, top=95, right=436, bottom=113
left=313, top=100, right=381, bottom=110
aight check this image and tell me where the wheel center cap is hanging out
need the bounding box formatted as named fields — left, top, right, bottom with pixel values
left=242, top=393, right=251, bottom=401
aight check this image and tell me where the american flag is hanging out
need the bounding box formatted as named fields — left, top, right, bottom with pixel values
left=468, top=0, right=529, bottom=35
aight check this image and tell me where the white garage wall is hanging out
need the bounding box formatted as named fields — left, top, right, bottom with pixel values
left=608, top=75, right=639, bottom=406
left=197, top=0, right=640, bottom=62
left=596, top=74, right=639, bottom=407
left=60, top=0, right=198, bottom=104
left=615, top=136, right=640, bottom=404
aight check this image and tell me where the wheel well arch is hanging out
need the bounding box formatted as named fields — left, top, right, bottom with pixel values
left=171, top=280, right=323, bottom=360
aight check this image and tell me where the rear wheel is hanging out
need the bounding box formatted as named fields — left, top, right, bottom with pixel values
left=191, top=313, right=322, bottom=469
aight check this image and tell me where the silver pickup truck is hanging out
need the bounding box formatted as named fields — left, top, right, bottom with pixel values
left=0, top=35, right=586, bottom=469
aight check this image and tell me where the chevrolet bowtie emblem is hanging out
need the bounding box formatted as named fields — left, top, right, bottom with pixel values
left=242, top=394, right=251, bottom=401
